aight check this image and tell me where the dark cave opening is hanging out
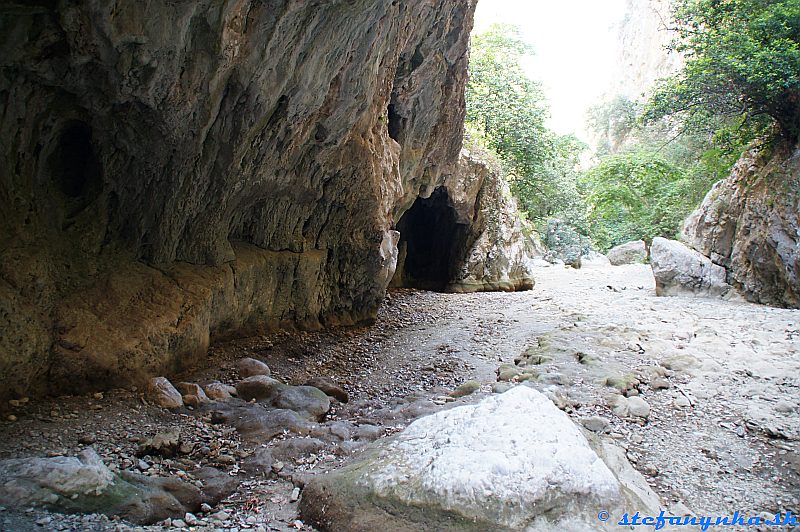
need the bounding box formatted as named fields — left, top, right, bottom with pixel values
left=50, top=121, right=102, bottom=200
left=387, top=103, right=403, bottom=142
left=392, top=187, right=470, bottom=291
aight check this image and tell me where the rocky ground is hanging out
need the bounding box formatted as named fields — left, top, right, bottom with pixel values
left=1, top=263, right=798, bottom=531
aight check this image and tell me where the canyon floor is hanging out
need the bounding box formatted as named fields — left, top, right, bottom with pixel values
left=1, top=263, right=799, bottom=531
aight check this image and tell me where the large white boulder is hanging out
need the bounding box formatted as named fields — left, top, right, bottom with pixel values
left=607, top=240, right=647, bottom=265
left=650, top=237, right=731, bottom=298
left=581, top=251, right=612, bottom=268
left=0, top=449, right=115, bottom=507
left=301, top=387, right=662, bottom=531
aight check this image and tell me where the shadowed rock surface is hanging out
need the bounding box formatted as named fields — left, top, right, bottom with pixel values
left=682, top=142, right=800, bottom=308
left=0, top=0, right=495, bottom=400
left=391, top=145, right=539, bottom=293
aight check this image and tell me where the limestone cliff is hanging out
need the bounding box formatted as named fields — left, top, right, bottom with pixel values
left=0, top=1, right=479, bottom=399
left=610, top=0, right=681, bottom=101
left=446, top=149, right=539, bottom=293
left=682, top=142, right=800, bottom=308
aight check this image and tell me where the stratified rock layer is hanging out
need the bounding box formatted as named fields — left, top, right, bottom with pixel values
left=682, top=142, right=800, bottom=308
left=0, top=1, right=478, bottom=398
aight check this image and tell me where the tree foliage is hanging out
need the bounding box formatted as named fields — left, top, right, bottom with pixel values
left=583, top=151, right=698, bottom=250
left=466, top=24, right=586, bottom=226
left=465, top=4, right=796, bottom=255
left=645, top=0, right=800, bottom=141
left=583, top=93, right=748, bottom=251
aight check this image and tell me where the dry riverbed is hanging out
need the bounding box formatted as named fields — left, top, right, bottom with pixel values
left=1, top=263, right=798, bottom=531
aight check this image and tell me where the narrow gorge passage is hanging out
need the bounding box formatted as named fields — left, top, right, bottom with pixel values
left=1, top=263, right=797, bottom=530
left=3, top=0, right=799, bottom=530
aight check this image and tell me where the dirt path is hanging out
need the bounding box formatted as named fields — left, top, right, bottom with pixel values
left=1, top=263, right=798, bottom=531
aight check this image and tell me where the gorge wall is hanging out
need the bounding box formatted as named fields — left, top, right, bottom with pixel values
left=682, top=141, right=800, bottom=308
left=0, top=0, right=488, bottom=400
left=610, top=0, right=681, bottom=101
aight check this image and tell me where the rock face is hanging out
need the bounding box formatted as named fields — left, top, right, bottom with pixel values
left=607, top=240, right=648, bottom=265
left=300, top=387, right=660, bottom=531
left=0, top=1, right=481, bottom=399
left=650, top=237, right=731, bottom=298
left=450, top=150, right=539, bottom=292
left=392, top=145, right=539, bottom=292
left=682, top=142, right=800, bottom=308
left=611, top=0, right=682, bottom=101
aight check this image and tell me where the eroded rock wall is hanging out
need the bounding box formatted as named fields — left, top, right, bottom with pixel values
left=682, top=142, right=800, bottom=308
left=0, top=1, right=477, bottom=399
left=445, top=149, right=539, bottom=292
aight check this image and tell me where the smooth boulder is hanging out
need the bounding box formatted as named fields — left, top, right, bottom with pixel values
left=649, top=237, right=731, bottom=298
left=272, top=386, right=331, bottom=421
left=234, top=377, right=330, bottom=421
left=0, top=448, right=209, bottom=524
left=305, top=376, right=349, bottom=403
left=236, top=358, right=272, bottom=378
left=148, top=377, right=183, bottom=409
left=300, top=387, right=660, bottom=531
left=607, top=240, right=647, bottom=265
left=581, top=251, right=611, bottom=267
left=203, top=382, right=237, bottom=401
left=235, top=375, right=285, bottom=401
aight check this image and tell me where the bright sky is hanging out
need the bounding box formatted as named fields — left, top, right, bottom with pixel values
left=473, top=0, right=628, bottom=141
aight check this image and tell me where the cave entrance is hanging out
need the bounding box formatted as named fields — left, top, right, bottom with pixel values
left=392, top=187, right=470, bottom=291
left=50, top=121, right=102, bottom=200
left=47, top=119, right=104, bottom=223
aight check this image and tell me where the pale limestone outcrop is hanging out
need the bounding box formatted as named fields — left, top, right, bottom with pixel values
left=682, top=142, right=800, bottom=308
left=447, top=149, right=539, bottom=292
left=650, top=237, right=731, bottom=298
left=390, top=146, right=538, bottom=292
left=300, top=387, right=662, bottom=531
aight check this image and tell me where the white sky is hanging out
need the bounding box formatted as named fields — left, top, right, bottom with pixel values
left=473, top=0, right=628, bottom=141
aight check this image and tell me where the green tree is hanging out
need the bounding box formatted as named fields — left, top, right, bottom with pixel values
left=645, top=0, right=800, bottom=141
left=466, top=25, right=551, bottom=183
left=466, top=24, right=586, bottom=226
left=584, top=88, right=755, bottom=251
left=583, top=151, right=694, bottom=250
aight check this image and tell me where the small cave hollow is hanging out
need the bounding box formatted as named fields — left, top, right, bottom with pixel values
left=392, top=187, right=470, bottom=291
left=49, top=120, right=102, bottom=201
left=387, top=103, right=403, bottom=142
